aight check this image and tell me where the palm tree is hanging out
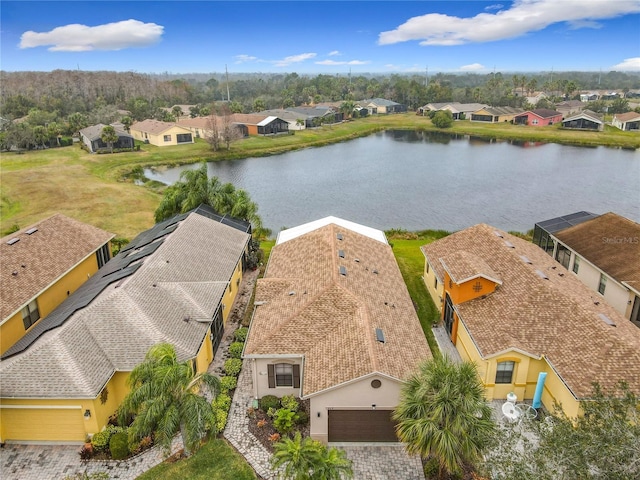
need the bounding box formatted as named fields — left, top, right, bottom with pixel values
left=271, top=431, right=353, bottom=480
left=100, top=125, right=119, bottom=153
left=118, top=343, right=220, bottom=456
left=393, top=356, right=495, bottom=479
left=153, top=162, right=265, bottom=236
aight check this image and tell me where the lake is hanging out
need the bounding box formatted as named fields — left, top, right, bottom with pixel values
left=144, top=130, right=639, bottom=235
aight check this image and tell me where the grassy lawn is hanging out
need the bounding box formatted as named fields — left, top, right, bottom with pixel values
left=135, top=437, right=256, bottom=480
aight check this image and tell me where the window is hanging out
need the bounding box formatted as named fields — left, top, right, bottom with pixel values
left=176, top=133, right=192, bottom=143
left=163, top=135, right=171, bottom=142
left=268, top=363, right=300, bottom=388
left=572, top=256, right=580, bottom=274
left=426, top=263, right=430, bottom=274
left=598, top=274, right=607, bottom=295
left=555, top=244, right=571, bottom=270
left=495, top=361, right=515, bottom=384
left=96, top=244, right=110, bottom=268
left=22, top=299, right=40, bottom=330
left=434, top=277, right=438, bottom=289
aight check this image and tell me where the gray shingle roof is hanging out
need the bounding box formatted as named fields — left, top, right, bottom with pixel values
left=0, top=210, right=250, bottom=398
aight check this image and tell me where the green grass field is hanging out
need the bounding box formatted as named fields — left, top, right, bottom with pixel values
left=135, top=438, right=257, bottom=480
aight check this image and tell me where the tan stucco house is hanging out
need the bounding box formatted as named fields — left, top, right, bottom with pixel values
left=130, top=119, right=194, bottom=146
left=244, top=217, right=431, bottom=443
left=0, top=206, right=251, bottom=443
left=534, top=212, right=640, bottom=326
left=422, top=224, right=640, bottom=420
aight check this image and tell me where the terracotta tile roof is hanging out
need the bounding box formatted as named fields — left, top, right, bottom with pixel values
left=176, top=117, right=211, bottom=129
left=1, top=214, right=114, bottom=321
left=421, top=224, right=640, bottom=399
left=131, top=119, right=190, bottom=135
left=614, top=112, right=640, bottom=122
left=440, top=250, right=502, bottom=285
left=554, top=213, right=640, bottom=288
left=244, top=221, right=432, bottom=396
left=0, top=212, right=250, bottom=398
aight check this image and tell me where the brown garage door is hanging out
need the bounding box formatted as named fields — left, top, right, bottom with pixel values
left=328, top=410, right=398, bottom=442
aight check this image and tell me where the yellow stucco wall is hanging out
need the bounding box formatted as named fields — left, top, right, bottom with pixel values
left=454, top=320, right=581, bottom=418
left=1, top=253, right=102, bottom=355
left=423, top=260, right=444, bottom=313
left=221, top=260, right=243, bottom=323
left=130, top=125, right=193, bottom=146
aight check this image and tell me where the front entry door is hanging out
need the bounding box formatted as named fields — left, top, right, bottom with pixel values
left=444, top=294, right=455, bottom=339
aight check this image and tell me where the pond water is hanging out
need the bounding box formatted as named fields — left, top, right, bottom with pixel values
left=144, top=130, right=639, bottom=235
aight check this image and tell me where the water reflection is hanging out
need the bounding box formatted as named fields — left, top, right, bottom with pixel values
left=144, top=131, right=639, bottom=235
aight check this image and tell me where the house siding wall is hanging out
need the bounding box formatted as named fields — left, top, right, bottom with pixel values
left=309, top=375, right=402, bottom=444
left=251, top=357, right=302, bottom=400
left=423, top=260, right=444, bottom=313
left=130, top=126, right=194, bottom=146
left=445, top=273, right=499, bottom=305
left=455, top=319, right=581, bottom=418
left=1, top=251, right=105, bottom=355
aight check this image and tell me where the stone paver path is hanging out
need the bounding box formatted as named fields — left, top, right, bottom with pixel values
left=340, top=444, right=425, bottom=480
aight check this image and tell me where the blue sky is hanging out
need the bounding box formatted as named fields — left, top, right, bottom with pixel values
left=2, top=0, right=640, bottom=74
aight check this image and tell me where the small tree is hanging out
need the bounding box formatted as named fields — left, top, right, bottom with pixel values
left=120, top=116, right=133, bottom=132
left=205, top=115, right=221, bottom=151
left=118, top=343, right=220, bottom=456
left=393, top=356, right=495, bottom=479
left=431, top=110, right=454, bottom=128
left=101, top=125, right=119, bottom=153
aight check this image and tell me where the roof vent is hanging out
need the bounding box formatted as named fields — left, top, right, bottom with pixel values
left=493, top=231, right=504, bottom=238
left=504, top=241, right=515, bottom=248
left=372, top=269, right=378, bottom=274
left=375, top=328, right=385, bottom=343
left=598, top=313, right=616, bottom=327
left=7, top=238, right=19, bottom=245
left=520, top=255, right=532, bottom=264
left=535, top=270, right=549, bottom=280
left=354, top=258, right=360, bottom=263
left=339, top=266, right=347, bottom=276
left=25, top=228, right=38, bottom=235
left=337, top=233, right=343, bottom=241
left=288, top=291, right=296, bottom=296
left=338, top=250, right=345, bottom=258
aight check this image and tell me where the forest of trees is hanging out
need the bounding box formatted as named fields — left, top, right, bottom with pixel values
left=1, top=69, right=639, bottom=150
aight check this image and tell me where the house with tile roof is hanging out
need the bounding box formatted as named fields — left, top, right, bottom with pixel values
left=421, top=224, right=640, bottom=419
left=176, top=116, right=212, bottom=139
left=612, top=112, right=640, bottom=131
left=561, top=109, right=603, bottom=131
left=0, top=215, right=114, bottom=356
left=470, top=106, right=523, bottom=123
left=229, top=114, right=289, bottom=136
left=418, top=102, right=488, bottom=120
left=0, top=206, right=251, bottom=443
left=243, top=217, right=431, bottom=443
left=534, top=212, right=640, bottom=326
left=129, top=119, right=194, bottom=146
left=79, top=123, right=135, bottom=153
left=514, top=109, right=563, bottom=126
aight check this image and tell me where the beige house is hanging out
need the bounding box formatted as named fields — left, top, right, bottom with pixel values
left=470, top=106, right=523, bottom=123
left=244, top=217, right=431, bottom=443
left=534, top=212, right=640, bottom=326
left=130, top=119, right=194, bottom=146
left=612, top=112, right=640, bottom=131
left=176, top=117, right=212, bottom=139
left=0, top=206, right=251, bottom=443
left=422, top=224, right=640, bottom=419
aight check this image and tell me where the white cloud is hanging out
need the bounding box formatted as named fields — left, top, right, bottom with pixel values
left=315, top=59, right=370, bottom=66
left=20, top=19, right=163, bottom=51
left=485, top=4, right=504, bottom=11
left=459, top=63, right=486, bottom=72
left=611, top=57, right=640, bottom=71
left=328, top=50, right=341, bottom=56
left=273, top=53, right=316, bottom=67
left=378, top=0, right=640, bottom=46
left=234, top=55, right=258, bottom=64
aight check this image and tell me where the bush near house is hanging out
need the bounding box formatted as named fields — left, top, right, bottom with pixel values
left=228, top=342, right=244, bottom=358
left=234, top=327, right=249, bottom=342
left=109, top=432, right=130, bottom=460
left=220, top=375, right=238, bottom=392
left=259, top=395, right=280, bottom=411
left=224, top=358, right=242, bottom=376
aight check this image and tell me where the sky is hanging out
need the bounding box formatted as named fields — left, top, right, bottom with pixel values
left=2, top=0, right=640, bottom=75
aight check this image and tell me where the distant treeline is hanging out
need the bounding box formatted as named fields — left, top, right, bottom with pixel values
left=1, top=69, right=639, bottom=120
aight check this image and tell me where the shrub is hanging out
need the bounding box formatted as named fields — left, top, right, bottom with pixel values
left=234, top=327, right=249, bottom=342
left=257, top=419, right=267, bottom=428
left=220, top=375, right=238, bottom=393
left=295, top=411, right=309, bottom=425
left=273, top=408, right=296, bottom=435
left=79, top=444, right=93, bottom=460
left=215, top=409, right=228, bottom=431
left=129, top=435, right=153, bottom=455
left=228, top=342, right=244, bottom=359
left=214, top=392, right=232, bottom=412
left=269, top=433, right=281, bottom=442
left=109, top=432, right=129, bottom=460
left=259, top=395, right=280, bottom=411
left=267, top=407, right=278, bottom=418
left=224, top=358, right=242, bottom=376
left=280, top=395, right=299, bottom=412
left=91, top=430, right=111, bottom=452
left=432, top=110, right=454, bottom=128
